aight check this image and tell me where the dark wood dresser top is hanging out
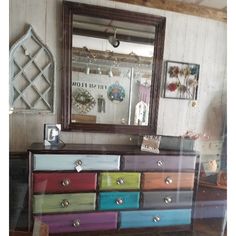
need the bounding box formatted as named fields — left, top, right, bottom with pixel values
left=28, top=143, right=197, bottom=156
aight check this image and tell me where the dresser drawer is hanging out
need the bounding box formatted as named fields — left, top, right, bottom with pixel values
left=99, top=172, right=141, bottom=190
left=120, top=209, right=191, bottom=228
left=197, top=186, right=226, bottom=201
left=122, top=155, right=196, bottom=171
left=33, top=193, right=96, bottom=214
left=33, top=154, right=120, bottom=171
left=35, top=212, right=118, bottom=233
left=98, top=192, right=140, bottom=210
left=33, top=172, right=97, bottom=193
left=194, top=203, right=226, bottom=219
left=142, top=172, right=195, bottom=190
left=142, top=191, right=193, bottom=209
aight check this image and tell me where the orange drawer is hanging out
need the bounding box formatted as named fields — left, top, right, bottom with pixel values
left=142, top=172, right=195, bottom=190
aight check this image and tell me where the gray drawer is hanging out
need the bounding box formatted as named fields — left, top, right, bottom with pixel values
left=122, top=155, right=196, bottom=171
left=142, top=191, right=193, bottom=209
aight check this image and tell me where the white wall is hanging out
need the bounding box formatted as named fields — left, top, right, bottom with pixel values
left=9, top=0, right=226, bottom=152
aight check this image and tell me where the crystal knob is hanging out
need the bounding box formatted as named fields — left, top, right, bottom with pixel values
left=73, top=219, right=80, bottom=228
left=116, top=178, right=125, bottom=185
left=61, top=199, right=70, bottom=208
left=153, top=216, right=161, bottom=222
left=164, top=196, right=172, bottom=204
left=75, top=160, right=83, bottom=166
left=165, top=177, right=173, bottom=184
left=157, top=160, right=163, bottom=167
left=61, top=179, right=70, bottom=186
left=116, top=198, right=124, bottom=205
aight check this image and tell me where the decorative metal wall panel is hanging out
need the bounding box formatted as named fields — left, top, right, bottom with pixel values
left=9, top=25, right=55, bottom=113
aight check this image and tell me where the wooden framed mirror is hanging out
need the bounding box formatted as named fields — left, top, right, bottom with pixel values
left=61, top=1, right=166, bottom=134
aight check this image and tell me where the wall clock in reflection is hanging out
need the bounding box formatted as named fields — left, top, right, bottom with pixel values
left=107, top=82, right=125, bottom=103
left=72, top=88, right=96, bottom=113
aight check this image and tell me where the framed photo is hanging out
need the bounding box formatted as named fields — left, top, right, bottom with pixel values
left=44, top=124, right=61, bottom=146
left=163, top=60, right=200, bottom=100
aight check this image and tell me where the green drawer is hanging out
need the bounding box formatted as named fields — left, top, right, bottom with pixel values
left=99, top=172, right=141, bottom=190
left=33, top=193, right=96, bottom=214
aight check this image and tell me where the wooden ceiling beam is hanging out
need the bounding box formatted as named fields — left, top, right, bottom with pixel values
left=112, top=0, right=227, bottom=22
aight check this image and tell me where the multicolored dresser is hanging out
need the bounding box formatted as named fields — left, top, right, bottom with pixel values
left=28, top=143, right=199, bottom=235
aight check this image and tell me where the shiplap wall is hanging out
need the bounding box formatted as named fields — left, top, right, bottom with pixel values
left=9, top=0, right=226, bottom=152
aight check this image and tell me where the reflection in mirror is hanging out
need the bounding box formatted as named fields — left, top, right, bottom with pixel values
left=71, top=15, right=155, bottom=126
left=62, top=2, right=166, bottom=134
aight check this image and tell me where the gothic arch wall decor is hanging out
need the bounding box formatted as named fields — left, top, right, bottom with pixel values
left=9, top=25, right=55, bottom=113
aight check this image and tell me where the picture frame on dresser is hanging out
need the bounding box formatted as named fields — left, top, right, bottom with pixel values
left=27, top=143, right=200, bottom=235
left=43, top=124, right=61, bottom=146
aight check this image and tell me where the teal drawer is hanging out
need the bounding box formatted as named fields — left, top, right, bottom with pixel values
left=98, top=192, right=140, bottom=210
left=120, top=209, right=191, bottom=229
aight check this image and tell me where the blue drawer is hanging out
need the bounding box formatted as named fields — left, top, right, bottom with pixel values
left=120, top=209, right=191, bottom=229
left=33, top=154, right=120, bottom=171
left=98, top=192, right=140, bottom=210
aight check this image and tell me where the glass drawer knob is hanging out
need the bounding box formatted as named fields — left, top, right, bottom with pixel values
left=165, top=177, right=173, bottom=184
left=116, top=198, right=124, bottom=205
left=61, top=179, right=70, bottom=186
left=164, top=197, right=172, bottom=204
left=117, top=178, right=125, bottom=185
left=153, top=216, right=161, bottom=222
left=157, top=160, right=163, bottom=167
left=75, top=160, right=82, bottom=166
left=61, top=199, right=70, bottom=208
left=73, top=219, right=80, bottom=228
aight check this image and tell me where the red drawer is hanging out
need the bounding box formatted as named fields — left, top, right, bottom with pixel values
left=33, top=172, right=97, bottom=193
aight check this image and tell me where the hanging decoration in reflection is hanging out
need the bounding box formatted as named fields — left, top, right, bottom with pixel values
left=108, top=67, right=113, bottom=77
left=134, top=75, right=151, bottom=125
left=107, top=81, right=125, bottom=102
left=97, top=95, right=106, bottom=113
left=138, top=83, right=151, bottom=104
left=86, top=64, right=90, bottom=74
left=134, top=101, right=149, bottom=125
left=72, top=88, right=96, bottom=113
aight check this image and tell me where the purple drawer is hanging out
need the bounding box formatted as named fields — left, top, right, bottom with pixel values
left=35, top=212, right=118, bottom=233
left=122, top=155, right=196, bottom=171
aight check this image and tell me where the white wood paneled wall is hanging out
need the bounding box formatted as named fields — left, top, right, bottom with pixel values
left=9, top=0, right=226, bottom=152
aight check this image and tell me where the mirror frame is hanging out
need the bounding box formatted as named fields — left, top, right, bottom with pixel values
left=61, top=1, right=166, bottom=135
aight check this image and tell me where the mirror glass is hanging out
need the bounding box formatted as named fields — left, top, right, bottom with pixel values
left=62, top=2, right=166, bottom=134
left=71, top=15, right=154, bottom=126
